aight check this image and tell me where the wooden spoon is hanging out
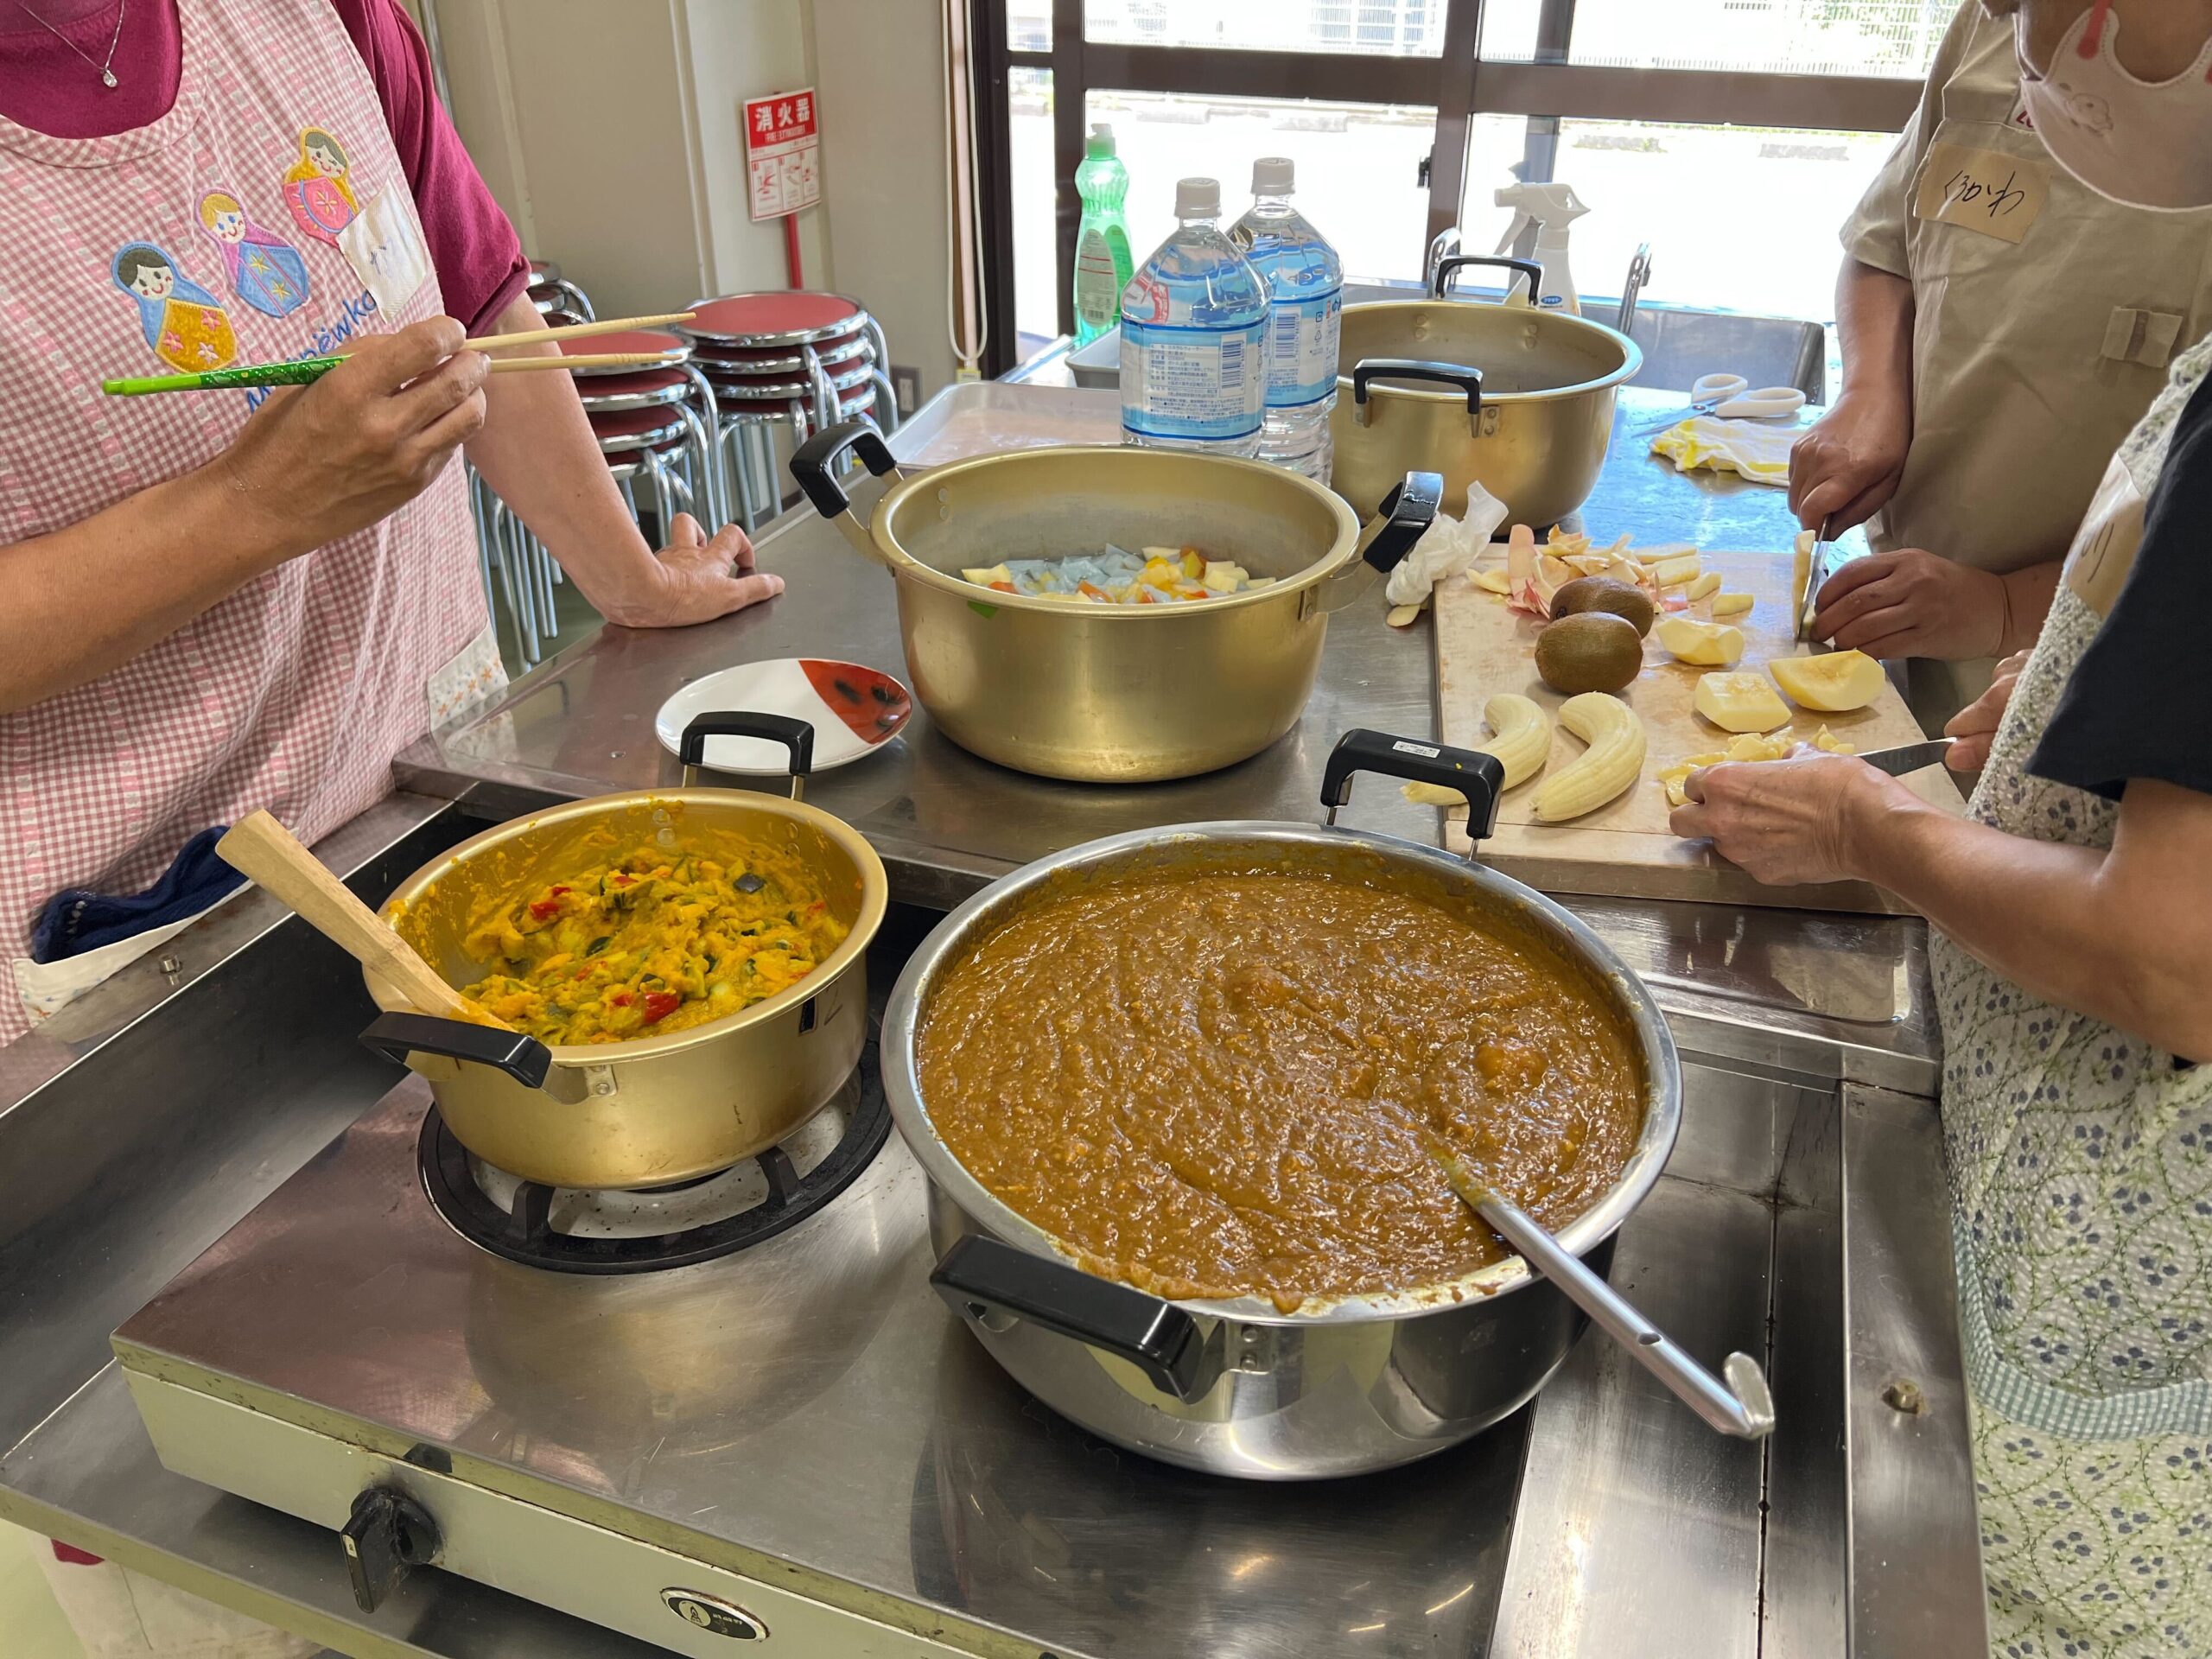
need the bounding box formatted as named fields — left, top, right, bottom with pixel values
left=217, top=810, right=510, bottom=1030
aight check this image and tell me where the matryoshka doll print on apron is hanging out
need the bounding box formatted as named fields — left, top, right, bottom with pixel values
left=0, top=0, right=492, bottom=1058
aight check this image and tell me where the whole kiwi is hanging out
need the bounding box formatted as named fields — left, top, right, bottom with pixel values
left=1550, top=575, right=1656, bottom=637
left=1534, top=612, right=1644, bottom=695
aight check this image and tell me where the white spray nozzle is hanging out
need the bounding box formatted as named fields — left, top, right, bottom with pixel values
left=1494, top=181, right=1590, bottom=223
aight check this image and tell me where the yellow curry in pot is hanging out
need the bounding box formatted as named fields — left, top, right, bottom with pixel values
left=455, top=840, right=848, bottom=1046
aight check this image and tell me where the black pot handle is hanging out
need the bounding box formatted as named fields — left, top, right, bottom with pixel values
left=1362, top=470, right=1444, bottom=574
left=1430, top=253, right=1544, bottom=303
left=931, top=1234, right=1209, bottom=1402
left=1351, top=359, right=1483, bottom=418
left=1320, top=729, right=1505, bottom=842
left=789, top=420, right=899, bottom=521
left=360, top=1011, right=552, bottom=1090
left=678, top=712, right=815, bottom=799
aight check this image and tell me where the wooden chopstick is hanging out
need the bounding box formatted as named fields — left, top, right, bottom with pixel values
left=103, top=338, right=688, bottom=397
left=467, top=311, right=697, bottom=353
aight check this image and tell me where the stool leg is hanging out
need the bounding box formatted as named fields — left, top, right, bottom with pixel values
left=679, top=366, right=727, bottom=530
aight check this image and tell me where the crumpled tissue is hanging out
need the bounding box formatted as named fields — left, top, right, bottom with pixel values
left=1382, top=481, right=1511, bottom=607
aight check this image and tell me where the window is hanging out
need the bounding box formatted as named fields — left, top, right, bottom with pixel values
left=975, top=0, right=1943, bottom=369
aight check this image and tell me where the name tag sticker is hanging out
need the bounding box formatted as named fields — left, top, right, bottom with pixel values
left=2061, top=453, right=2146, bottom=620
left=1913, top=140, right=2049, bottom=244
left=340, top=188, right=433, bottom=314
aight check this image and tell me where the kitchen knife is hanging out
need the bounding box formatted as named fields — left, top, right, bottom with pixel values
left=1853, top=737, right=1954, bottom=778
left=1798, top=518, right=1836, bottom=643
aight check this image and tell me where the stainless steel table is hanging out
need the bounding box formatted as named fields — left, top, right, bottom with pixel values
left=0, top=386, right=1982, bottom=1658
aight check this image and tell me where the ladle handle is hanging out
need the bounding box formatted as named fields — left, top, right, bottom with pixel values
left=1441, top=1154, right=1777, bottom=1440
left=216, top=810, right=499, bottom=1028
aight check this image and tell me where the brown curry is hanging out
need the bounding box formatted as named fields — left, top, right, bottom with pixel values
left=915, top=869, right=1645, bottom=1312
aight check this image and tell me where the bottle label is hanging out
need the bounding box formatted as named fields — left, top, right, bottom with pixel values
left=1119, top=317, right=1268, bottom=442
left=1073, top=229, right=1121, bottom=331
left=1265, top=285, right=1342, bottom=410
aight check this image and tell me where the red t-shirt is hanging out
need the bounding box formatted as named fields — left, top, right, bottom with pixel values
left=0, top=0, right=528, bottom=330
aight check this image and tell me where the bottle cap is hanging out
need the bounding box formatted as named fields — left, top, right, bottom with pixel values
left=1175, top=177, right=1221, bottom=219
left=1251, top=156, right=1295, bottom=194
left=1088, top=123, right=1115, bottom=156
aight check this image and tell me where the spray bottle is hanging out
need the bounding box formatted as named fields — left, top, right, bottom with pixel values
left=1493, top=181, right=1590, bottom=316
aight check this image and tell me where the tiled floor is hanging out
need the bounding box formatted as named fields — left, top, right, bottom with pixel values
left=0, top=1522, right=86, bottom=1658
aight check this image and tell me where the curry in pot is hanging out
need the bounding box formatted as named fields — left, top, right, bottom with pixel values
left=915, top=869, right=1643, bottom=1312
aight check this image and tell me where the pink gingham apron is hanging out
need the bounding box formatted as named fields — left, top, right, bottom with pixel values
left=0, top=0, right=484, bottom=1046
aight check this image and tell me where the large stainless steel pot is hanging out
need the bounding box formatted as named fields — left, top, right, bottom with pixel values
left=1331, top=254, right=1643, bottom=526
left=880, top=731, right=1684, bottom=1479
left=790, top=423, right=1440, bottom=783
left=358, top=715, right=888, bottom=1191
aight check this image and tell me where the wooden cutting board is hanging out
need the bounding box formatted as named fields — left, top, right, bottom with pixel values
left=1433, top=544, right=1960, bottom=912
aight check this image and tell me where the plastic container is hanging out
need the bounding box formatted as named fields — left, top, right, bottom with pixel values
left=1117, top=177, right=1268, bottom=458
left=1072, top=124, right=1135, bottom=348
left=1493, top=181, right=1590, bottom=316
left=1230, top=156, right=1343, bottom=480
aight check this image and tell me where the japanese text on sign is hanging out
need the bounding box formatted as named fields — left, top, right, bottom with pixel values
left=743, top=88, right=821, bottom=221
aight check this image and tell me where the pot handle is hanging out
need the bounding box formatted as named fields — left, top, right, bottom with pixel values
left=1349, top=360, right=1483, bottom=435
left=788, top=421, right=904, bottom=566
left=360, top=1011, right=556, bottom=1090
left=931, top=1233, right=1211, bottom=1402
left=1430, top=253, right=1543, bottom=305
left=1319, top=728, right=1504, bottom=845
left=678, top=712, right=815, bottom=800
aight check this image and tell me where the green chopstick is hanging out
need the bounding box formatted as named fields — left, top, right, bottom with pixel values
left=102, top=356, right=345, bottom=396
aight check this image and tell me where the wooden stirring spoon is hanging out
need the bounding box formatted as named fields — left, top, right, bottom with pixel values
left=217, top=810, right=510, bottom=1030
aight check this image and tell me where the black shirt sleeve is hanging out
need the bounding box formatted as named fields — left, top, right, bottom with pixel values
left=2030, top=371, right=2212, bottom=803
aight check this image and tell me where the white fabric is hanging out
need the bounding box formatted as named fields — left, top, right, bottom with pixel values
left=35, top=1553, right=315, bottom=1659
left=2014, top=4, right=2212, bottom=210
left=1382, top=485, right=1510, bottom=607
left=1647, top=415, right=1798, bottom=486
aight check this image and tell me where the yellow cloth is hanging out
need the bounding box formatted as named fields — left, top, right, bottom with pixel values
left=1648, top=416, right=1796, bottom=486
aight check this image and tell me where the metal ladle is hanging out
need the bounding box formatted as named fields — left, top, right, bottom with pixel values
left=1434, top=1147, right=1777, bottom=1440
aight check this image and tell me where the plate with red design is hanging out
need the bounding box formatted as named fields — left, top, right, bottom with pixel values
left=655, top=658, right=913, bottom=776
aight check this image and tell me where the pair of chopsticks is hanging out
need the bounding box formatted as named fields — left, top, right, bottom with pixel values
left=99, top=310, right=696, bottom=397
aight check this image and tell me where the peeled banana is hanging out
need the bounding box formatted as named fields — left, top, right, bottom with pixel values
left=1475, top=693, right=1553, bottom=789
left=1534, top=693, right=1646, bottom=823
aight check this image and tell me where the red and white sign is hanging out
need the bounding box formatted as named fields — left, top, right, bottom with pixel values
left=743, top=88, right=821, bottom=222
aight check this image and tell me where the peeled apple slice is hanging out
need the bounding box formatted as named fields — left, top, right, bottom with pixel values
left=1658, top=753, right=1726, bottom=808
left=1693, top=671, right=1792, bottom=734
left=1770, top=650, right=1885, bottom=712
left=1650, top=553, right=1702, bottom=589
left=1712, top=592, right=1753, bottom=617
left=1533, top=694, right=1645, bottom=823
left=1683, top=571, right=1722, bottom=602
left=1654, top=616, right=1745, bottom=667
left=1471, top=567, right=1512, bottom=594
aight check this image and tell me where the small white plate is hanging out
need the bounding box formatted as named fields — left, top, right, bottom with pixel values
left=655, top=658, right=913, bottom=776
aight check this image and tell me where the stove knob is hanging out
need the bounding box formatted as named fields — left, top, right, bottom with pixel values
left=340, top=1485, right=442, bottom=1613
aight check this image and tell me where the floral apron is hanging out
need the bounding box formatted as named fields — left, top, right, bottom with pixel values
left=1933, top=336, right=2212, bottom=1658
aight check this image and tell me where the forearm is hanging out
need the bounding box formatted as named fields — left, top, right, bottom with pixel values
left=1834, top=258, right=1915, bottom=412
left=464, top=297, right=665, bottom=626
left=0, top=464, right=310, bottom=715
left=1997, top=561, right=2062, bottom=657
left=1852, top=792, right=2211, bottom=1058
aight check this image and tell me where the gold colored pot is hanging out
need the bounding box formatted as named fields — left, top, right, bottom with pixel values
left=1330, top=256, right=1642, bottom=526
left=362, top=769, right=887, bottom=1191
left=790, top=428, right=1438, bottom=782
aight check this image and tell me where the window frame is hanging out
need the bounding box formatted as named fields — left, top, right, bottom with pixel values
left=974, top=0, right=1924, bottom=373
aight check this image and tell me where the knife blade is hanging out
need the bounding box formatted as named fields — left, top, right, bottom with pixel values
left=1853, top=737, right=1954, bottom=778
left=1798, top=518, right=1836, bottom=643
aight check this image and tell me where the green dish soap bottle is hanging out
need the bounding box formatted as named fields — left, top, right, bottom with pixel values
left=1072, top=124, right=1133, bottom=347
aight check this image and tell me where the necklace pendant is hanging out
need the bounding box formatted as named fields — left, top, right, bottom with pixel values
left=100, top=67, right=118, bottom=87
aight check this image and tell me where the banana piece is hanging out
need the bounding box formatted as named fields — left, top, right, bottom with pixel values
left=1401, top=694, right=1554, bottom=808
left=1534, top=693, right=1646, bottom=822
left=1475, top=692, right=1552, bottom=790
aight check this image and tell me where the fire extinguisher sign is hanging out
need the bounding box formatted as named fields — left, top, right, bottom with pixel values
left=743, top=89, right=822, bottom=222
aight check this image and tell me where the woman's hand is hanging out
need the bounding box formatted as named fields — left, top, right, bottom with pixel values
left=1942, top=648, right=2032, bottom=772
left=1788, top=391, right=1910, bottom=535
left=1669, top=753, right=1912, bottom=887
left=220, top=316, right=487, bottom=556
left=601, top=513, right=785, bottom=629
left=1809, top=547, right=2006, bottom=660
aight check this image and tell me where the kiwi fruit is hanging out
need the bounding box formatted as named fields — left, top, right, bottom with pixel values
left=1550, top=575, right=1656, bottom=637
left=1534, top=612, right=1643, bottom=695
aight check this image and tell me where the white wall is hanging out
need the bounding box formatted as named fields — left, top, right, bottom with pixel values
left=430, top=0, right=960, bottom=399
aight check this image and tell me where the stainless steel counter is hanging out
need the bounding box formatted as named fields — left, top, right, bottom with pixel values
left=0, top=385, right=1980, bottom=1657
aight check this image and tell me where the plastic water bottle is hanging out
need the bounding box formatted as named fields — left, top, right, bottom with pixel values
left=1119, top=177, right=1268, bottom=459
left=1230, top=157, right=1343, bottom=481
left=1071, top=124, right=1133, bottom=347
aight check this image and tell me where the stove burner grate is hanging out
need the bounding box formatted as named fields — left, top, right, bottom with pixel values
left=417, top=1042, right=891, bottom=1274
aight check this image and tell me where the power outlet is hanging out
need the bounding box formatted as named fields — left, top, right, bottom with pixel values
left=892, top=365, right=921, bottom=418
